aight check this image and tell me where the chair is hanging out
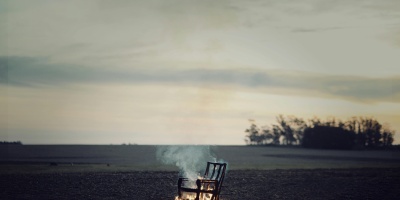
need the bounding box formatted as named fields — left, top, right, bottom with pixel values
left=177, top=162, right=227, bottom=200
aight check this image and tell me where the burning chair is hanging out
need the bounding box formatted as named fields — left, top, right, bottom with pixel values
left=177, top=162, right=227, bottom=200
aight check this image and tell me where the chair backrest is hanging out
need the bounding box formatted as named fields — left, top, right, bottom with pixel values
left=203, top=162, right=227, bottom=192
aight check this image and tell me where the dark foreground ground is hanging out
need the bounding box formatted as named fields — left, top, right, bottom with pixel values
left=1, top=168, right=400, bottom=200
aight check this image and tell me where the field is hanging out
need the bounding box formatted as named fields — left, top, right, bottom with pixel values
left=1, top=145, right=400, bottom=199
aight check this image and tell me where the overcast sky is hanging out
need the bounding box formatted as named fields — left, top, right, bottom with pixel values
left=1, top=0, right=400, bottom=144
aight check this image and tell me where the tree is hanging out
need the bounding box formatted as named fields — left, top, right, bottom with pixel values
left=276, top=115, right=296, bottom=145
left=288, top=116, right=308, bottom=144
left=308, top=116, right=322, bottom=127
left=381, top=124, right=395, bottom=147
left=302, top=126, right=355, bottom=150
left=245, top=115, right=395, bottom=148
left=245, top=119, right=262, bottom=145
left=359, top=117, right=382, bottom=148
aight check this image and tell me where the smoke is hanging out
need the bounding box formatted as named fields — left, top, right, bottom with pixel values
left=156, top=145, right=217, bottom=181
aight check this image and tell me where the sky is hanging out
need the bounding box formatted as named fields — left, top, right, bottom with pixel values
left=1, top=0, right=400, bottom=145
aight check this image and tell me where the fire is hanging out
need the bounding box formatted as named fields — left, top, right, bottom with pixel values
left=175, top=192, right=213, bottom=200
left=175, top=176, right=215, bottom=200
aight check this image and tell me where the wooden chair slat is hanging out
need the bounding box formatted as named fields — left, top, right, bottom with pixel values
left=177, top=162, right=227, bottom=200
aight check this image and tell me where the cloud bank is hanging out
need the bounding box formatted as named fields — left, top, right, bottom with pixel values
left=2, top=56, right=399, bottom=104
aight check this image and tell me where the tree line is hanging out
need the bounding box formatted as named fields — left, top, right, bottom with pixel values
left=245, top=115, right=395, bottom=150
left=0, top=141, right=23, bottom=145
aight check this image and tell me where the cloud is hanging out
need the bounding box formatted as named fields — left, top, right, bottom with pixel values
left=234, top=1, right=400, bottom=40
left=291, top=26, right=346, bottom=33
left=2, top=56, right=400, bottom=104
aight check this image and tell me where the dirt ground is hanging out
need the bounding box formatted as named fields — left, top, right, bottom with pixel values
left=1, top=168, right=400, bottom=200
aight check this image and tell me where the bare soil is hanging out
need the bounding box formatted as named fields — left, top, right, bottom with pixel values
left=1, top=168, right=400, bottom=200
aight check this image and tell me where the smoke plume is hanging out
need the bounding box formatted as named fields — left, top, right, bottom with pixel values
left=156, top=145, right=217, bottom=181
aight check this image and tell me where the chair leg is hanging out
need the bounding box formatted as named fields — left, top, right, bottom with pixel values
left=178, top=191, right=182, bottom=199
left=177, top=179, right=182, bottom=199
left=212, top=193, right=219, bottom=200
left=195, top=180, right=201, bottom=200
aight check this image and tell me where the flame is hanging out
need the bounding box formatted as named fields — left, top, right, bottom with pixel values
left=176, top=176, right=215, bottom=200
left=175, top=192, right=213, bottom=200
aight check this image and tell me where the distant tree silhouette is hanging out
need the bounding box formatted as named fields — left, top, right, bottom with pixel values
left=302, top=126, right=355, bottom=150
left=0, top=141, right=23, bottom=145
left=360, top=117, right=382, bottom=147
left=245, top=120, right=262, bottom=145
left=308, top=116, right=322, bottom=127
left=382, top=125, right=395, bottom=147
left=343, top=116, right=395, bottom=149
left=245, top=115, right=395, bottom=149
left=245, top=120, right=280, bottom=145
left=275, top=115, right=295, bottom=145
left=288, top=115, right=307, bottom=144
left=268, top=125, right=281, bottom=145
